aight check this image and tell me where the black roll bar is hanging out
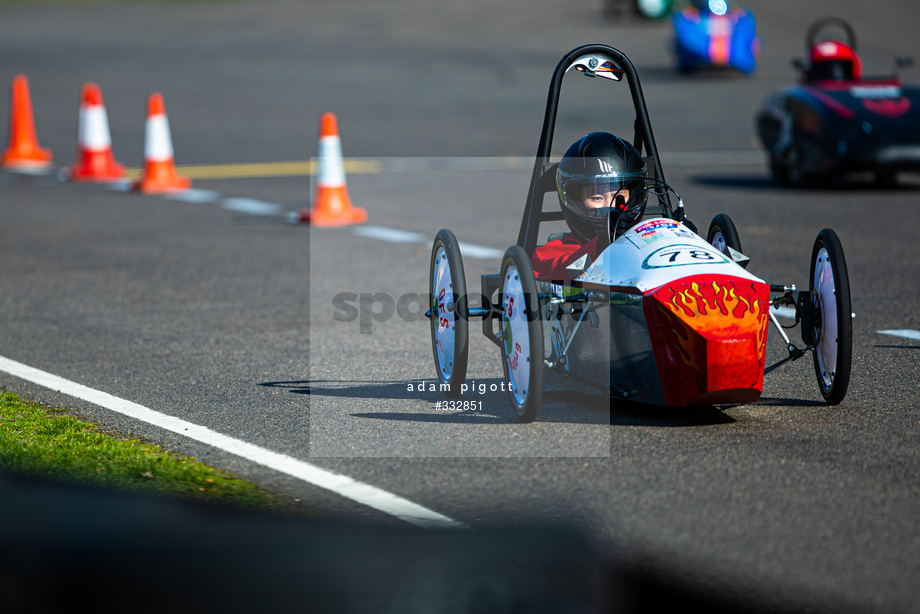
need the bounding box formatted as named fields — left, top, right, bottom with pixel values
left=516, top=44, right=670, bottom=255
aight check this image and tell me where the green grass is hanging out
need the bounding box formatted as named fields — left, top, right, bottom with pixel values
left=0, top=388, right=299, bottom=512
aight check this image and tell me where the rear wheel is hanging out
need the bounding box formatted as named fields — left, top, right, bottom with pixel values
left=429, top=229, right=469, bottom=397
left=499, top=246, right=544, bottom=422
left=808, top=229, right=852, bottom=405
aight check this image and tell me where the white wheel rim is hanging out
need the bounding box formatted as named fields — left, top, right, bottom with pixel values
left=813, top=246, right=839, bottom=388
left=711, top=230, right=726, bottom=253
left=432, top=246, right=456, bottom=381
left=501, top=264, right=531, bottom=406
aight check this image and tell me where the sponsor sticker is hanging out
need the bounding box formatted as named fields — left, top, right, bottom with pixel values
left=634, top=219, right=679, bottom=233
left=850, top=85, right=901, bottom=99
left=628, top=220, right=697, bottom=248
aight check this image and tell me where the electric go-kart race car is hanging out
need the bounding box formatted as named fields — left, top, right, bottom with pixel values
left=756, top=16, right=920, bottom=185
left=671, top=0, right=759, bottom=74
left=427, top=44, right=852, bottom=422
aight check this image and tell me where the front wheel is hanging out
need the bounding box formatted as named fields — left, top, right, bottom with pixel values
left=808, top=229, right=852, bottom=405
left=769, top=155, right=792, bottom=185
left=875, top=170, right=898, bottom=187
left=499, top=246, right=544, bottom=422
left=429, top=229, right=469, bottom=397
left=707, top=213, right=747, bottom=268
left=707, top=213, right=742, bottom=251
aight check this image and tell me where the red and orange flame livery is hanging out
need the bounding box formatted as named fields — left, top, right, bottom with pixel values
left=644, top=275, right=770, bottom=406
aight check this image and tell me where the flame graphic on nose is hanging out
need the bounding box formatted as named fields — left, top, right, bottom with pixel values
left=665, top=280, right=766, bottom=335
left=644, top=275, right=770, bottom=406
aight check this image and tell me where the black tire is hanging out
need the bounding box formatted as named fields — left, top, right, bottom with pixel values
left=807, top=229, right=852, bottom=405
left=769, top=155, right=792, bottom=185
left=498, top=246, right=544, bottom=422
left=875, top=170, right=898, bottom=188
left=707, top=213, right=747, bottom=269
left=707, top=213, right=743, bottom=255
left=429, top=229, right=469, bottom=398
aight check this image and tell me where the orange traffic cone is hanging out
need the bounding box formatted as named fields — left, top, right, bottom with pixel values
left=298, top=112, right=366, bottom=225
left=70, top=82, right=126, bottom=182
left=1, top=74, right=53, bottom=171
left=133, top=92, right=190, bottom=193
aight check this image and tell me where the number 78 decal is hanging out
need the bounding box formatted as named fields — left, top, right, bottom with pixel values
left=642, top=244, right=729, bottom=269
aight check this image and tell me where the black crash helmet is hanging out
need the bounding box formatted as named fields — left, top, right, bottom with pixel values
left=556, top=132, right=648, bottom=243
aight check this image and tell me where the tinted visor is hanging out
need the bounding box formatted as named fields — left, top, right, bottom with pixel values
left=810, top=60, right=854, bottom=81
left=559, top=176, right=646, bottom=220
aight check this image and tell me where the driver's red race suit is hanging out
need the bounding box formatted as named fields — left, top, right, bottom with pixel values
left=531, top=233, right=605, bottom=283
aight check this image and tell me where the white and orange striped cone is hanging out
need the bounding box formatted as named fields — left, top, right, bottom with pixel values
left=133, top=92, right=191, bottom=194
left=298, top=112, right=366, bottom=225
left=70, top=82, right=126, bottom=182
left=1, top=74, right=53, bottom=171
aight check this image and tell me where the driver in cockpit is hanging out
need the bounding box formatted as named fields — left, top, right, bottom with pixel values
left=531, top=131, right=648, bottom=282
left=806, top=40, right=862, bottom=82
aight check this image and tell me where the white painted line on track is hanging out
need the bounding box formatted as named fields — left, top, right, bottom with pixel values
left=106, top=179, right=135, bottom=192
left=221, top=197, right=285, bottom=216
left=351, top=226, right=426, bottom=243
left=166, top=189, right=221, bottom=204
left=350, top=226, right=503, bottom=259
left=878, top=329, right=920, bottom=341
left=457, top=242, right=505, bottom=259
left=0, top=355, right=467, bottom=531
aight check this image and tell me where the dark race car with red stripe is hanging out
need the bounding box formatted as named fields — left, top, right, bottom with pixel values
left=757, top=16, right=920, bottom=185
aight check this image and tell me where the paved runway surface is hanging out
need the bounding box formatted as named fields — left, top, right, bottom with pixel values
left=2, top=0, right=920, bottom=611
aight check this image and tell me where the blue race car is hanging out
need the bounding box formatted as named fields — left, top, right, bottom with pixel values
left=672, top=0, right=759, bottom=74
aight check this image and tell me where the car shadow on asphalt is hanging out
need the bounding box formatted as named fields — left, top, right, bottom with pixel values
left=604, top=396, right=737, bottom=427
left=754, top=396, right=827, bottom=407
left=260, top=379, right=759, bottom=426
left=260, top=380, right=311, bottom=393
left=262, top=379, right=607, bottom=425
left=260, top=378, right=520, bottom=424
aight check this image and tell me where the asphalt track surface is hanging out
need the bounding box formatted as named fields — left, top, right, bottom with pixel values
left=2, top=0, right=920, bottom=612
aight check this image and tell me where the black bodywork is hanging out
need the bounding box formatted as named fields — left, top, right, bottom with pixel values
left=756, top=17, right=920, bottom=184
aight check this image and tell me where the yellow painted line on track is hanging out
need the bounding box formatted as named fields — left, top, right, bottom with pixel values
left=123, top=159, right=383, bottom=181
